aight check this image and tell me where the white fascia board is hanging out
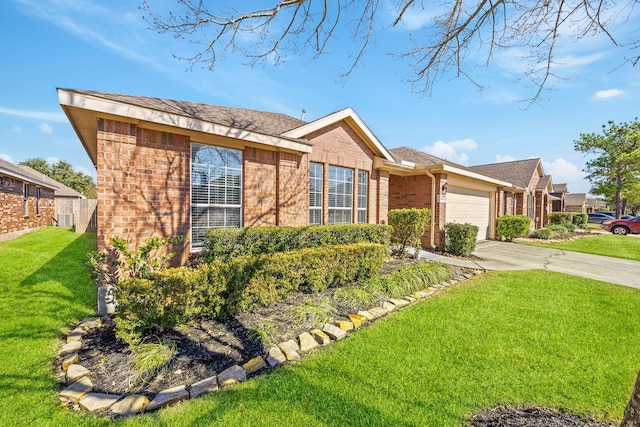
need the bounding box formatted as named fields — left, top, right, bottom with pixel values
left=440, top=165, right=513, bottom=187
left=282, top=108, right=395, bottom=161
left=58, top=90, right=313, bottom=153
left=0, top=168, right=58, bottom=189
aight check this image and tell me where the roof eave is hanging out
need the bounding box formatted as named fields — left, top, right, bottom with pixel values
left=0, top=167, right=59, bottom=189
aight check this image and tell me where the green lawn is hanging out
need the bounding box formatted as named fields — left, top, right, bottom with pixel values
left=525, top=233, right=640, bottom=261
left=2, top=228, right=640, bottom=426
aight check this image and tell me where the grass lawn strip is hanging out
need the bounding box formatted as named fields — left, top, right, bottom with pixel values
left=2, top=228, right=640, bottom=426
left=523, top=233, right=640, bottom=261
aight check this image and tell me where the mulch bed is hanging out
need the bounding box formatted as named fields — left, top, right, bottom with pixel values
left=470, top=405, right=617, bottom=427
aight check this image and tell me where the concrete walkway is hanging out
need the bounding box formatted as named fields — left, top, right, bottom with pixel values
left=419, top=240, right=640, bottom=288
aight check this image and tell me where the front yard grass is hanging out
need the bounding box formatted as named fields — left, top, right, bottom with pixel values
left=2, top=228, right=640, bottom=426
left=525, top=233, right=640, bottom=261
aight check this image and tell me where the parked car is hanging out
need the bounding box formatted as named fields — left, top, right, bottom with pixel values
left=601, top=216, right=640, bottom=235
left=587, top=212, right=615, bottom=224
left=597, top=211, right=635, bottom=219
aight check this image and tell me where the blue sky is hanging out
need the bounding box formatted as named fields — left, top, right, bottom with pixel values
left=1, top=0, right=638, bottom=194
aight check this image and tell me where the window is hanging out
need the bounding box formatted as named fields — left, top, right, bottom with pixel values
left=309, top=162, right=323, bottom=225
left=191, top=143, right=242, bottom=249
left=23, top=183, right=29, bottom=216
left=328, top=166, right=353, bottom=224
left=36, top=187, right=41, bottom=215
left=357, top=170, right=368, bottom=223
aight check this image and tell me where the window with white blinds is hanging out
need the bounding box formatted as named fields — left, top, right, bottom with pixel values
left=357, top=170, right=368, bottom=223
left=191, top=143, right=242, bottom=248
left=328, top=165, right=353, bottom=224
left=309, top=162, right=323, bottom=225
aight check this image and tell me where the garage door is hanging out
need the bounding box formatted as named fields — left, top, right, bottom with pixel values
left=446, top=186, right=490, bottom=240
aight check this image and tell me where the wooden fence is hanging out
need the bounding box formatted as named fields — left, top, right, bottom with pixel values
left=55, top=198, right=97, bottom=233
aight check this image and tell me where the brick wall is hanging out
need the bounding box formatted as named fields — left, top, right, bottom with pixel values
left=244, top=147, right=277, bottom=226
left=96, top=119, right=190, bottom=264
left=0, top=174, right=54, bottom=241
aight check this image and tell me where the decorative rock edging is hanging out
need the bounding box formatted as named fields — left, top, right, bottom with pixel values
left=56, top=268, right=484, bottom=417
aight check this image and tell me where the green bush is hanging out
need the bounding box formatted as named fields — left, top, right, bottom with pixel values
left=496, top=215, right=531, bottom=241
left=201, top=224, right=392, bottom=263
left=388, top=208, right=431, bottom=257
left=546, top=224, right=568, bottom=233
left=532, top=228, right=553, bottom=239
left=548, top=212, right=573, bottom=225
left=115, top=243, right=385, bottom=343
left=565, top=223, right=577, bottom=232
left=444, top=223, right=478, bottom=256
left=572, top=213, right=588, bottom=227
left=362, top=261, right=451, bottom=299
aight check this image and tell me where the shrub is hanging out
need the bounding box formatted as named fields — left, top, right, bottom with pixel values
left=573, top=213, right=588, bottom=227
left=288, top=298, right=336, bottom=328
left=388, top=208, right=431, bottom=258
left=532, top=228, right=553, bottom=239
left=548, top=212, right=573, bottom=225
left=332, top=286, right=377, bottom=311
left=565, top=223, right=577, bottom=232
left=444, top=223, right=478, bottom=256
left=362, top=262, right=450, bottom=299
left=201, top=224, right=392, bottom=263
left=496, top=215, right=531, bottom=241
left=114, top=243, right=385, bottom=343
left=546, top=224, right=568, bottom=233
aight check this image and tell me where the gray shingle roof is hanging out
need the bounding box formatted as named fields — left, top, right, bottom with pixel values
left=0, top=158, right=58, bottom=189
left=536, top=175, right=552, bottom=191
left=469, top=158, right=542, bottom=190
left=552, top=183, right=568, bottom=193
left=390, top=146, right=470, bottom=169
left=65, top=89, right=308, bottom=137
left=565, top=193, right=587, bottom=205
left=18, top=165, right=84, bottom=198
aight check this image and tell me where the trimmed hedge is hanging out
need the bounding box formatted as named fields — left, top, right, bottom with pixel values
left=388, top=208, right=431, bottom=257
left=548, top=212, right=573, bottom=225
left=573, top=213, right=588, bottom=227
left=496, top=215, right=531, bottom=241
left=444, top=223, right=479, bottom=256
left=201, top=224, right=392, bottom=263
left=115, top=243, right=385, bottom=344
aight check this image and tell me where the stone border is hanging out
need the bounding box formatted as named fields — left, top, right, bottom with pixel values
left=56, top=269, right=483, bottom=417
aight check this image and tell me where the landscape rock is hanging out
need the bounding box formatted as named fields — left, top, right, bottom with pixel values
left=367, top=307, right=388, bottom=318
left=311, top=329, right=331, bottom=345
left=336, top=320, right=354, bottom=331
left=59, top=376, right=93, bottom=403
left=146, top=385, right=189, bottom=412
left=78, top=317, right=102, bottom=331
left=389, top=298, right=409, bottom=308
left=322, top=323, right=346, bottom=340
left=218, top=364, right=247, bottom=387
left=298, top=332, right=319, bottom=352
left=403, top=296, right=417, bottom=303
left=409, top=293, right=424, bottom=300
left=348, top=314, right=366, bottom=328
left=242, top=356, right=267, bottom=374
left=278, top=340, right=301, bottom=361
left=267, top=345, right=287, bottom=366
left=190, top=375, right=219, bottom=398
left=357, top=310, right=375, bottom=320
left=381, top=301, right=397, bottom=312
left=61, top=353, right=78, bottom=371
left=59, top=341, right=82, bottom=357
left=110, top=394, right=149, bottom=416
left=78, top=393, right=122, bottom=413
left=66, top=364, right=91, bottom=383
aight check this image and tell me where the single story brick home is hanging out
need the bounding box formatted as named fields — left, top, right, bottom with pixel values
left=551, top=183, right=568, bottom=212
left=470, top=158, right=553, bottom=229
left=0, top=158, right=57, bottom=242
left=565, top=193, right=588, bottom=213
left=386, top=147, right=513, bottom=247
left=58, top=89, right=412, bottom=262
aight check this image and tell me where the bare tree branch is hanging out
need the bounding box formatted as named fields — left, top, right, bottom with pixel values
left=141, top=0, right=639, bottom=100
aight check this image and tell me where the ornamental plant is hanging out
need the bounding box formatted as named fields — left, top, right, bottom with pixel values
left=388, top=208, right=431, bottom=258
left=496, top=215, right=531, bottom=241
left=444, top=222, right=478, bottom=256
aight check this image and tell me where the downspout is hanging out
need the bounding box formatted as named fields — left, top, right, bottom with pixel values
left=424, top=169, right=437, bottom=249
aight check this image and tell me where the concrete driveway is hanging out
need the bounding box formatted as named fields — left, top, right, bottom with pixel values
left=471, top=240, right=640, bottom=288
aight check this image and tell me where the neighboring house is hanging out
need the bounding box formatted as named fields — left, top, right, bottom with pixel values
left=564, top=193, right=588, bottom=213
left=59, top=89, right=407, bottom=263
left=387, top=147, right=512, bottom=247
left=0, top=158, right=57, bottom=242
left=551, top=183, right=568, bottom=212
left=587, top=198, right=607, bottom=213
left=470, top=158, right=552, bottom=229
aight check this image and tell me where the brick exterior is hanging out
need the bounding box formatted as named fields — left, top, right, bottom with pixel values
left=94, top=117, right=388, bottom=262
left=0, top=174, right=55, bottom=241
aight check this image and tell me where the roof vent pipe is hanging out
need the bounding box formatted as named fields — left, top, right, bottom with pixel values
left=300, top=109, right=306, bottom=121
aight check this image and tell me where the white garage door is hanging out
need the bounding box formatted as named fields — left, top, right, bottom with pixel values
left=446, top=186, right=491, bottom=240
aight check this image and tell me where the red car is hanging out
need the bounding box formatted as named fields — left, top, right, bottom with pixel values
left=601, top=216, right=640, bottom=235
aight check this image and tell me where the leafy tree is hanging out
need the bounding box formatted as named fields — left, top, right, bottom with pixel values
left=574, top=119, right=640, bottom=218
left=142, top=1, right=638, bottom=99
left=20, top=158, right=97, bottom=198
left=622, top=182, right=640, bottom=215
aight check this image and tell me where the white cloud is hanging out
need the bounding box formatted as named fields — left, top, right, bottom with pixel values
left=75, top=165, right=96, bottom=178
left=0, top=153, right=13, bottom=162
left=0, top=107, right=67, bottom=122
left=40, top=123, right=52, bottom=134
left=495, top=154, right=516, bottom=162
left=593, top=89, right=625, bottom=100
left=542, top=158, right=590, bottom=193
left=46, top=156, right=60, bottom=165
left=424, top=139, right=478, bottom=165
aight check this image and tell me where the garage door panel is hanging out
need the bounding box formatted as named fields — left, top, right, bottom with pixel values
left=446, top=187, right=490, bottom=240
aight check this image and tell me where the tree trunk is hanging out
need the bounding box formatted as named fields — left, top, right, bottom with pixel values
left=621, top=369, right=640, bottom=427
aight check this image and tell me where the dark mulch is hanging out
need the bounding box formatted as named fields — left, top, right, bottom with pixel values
left=470, top=406, right=617, bottom=427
